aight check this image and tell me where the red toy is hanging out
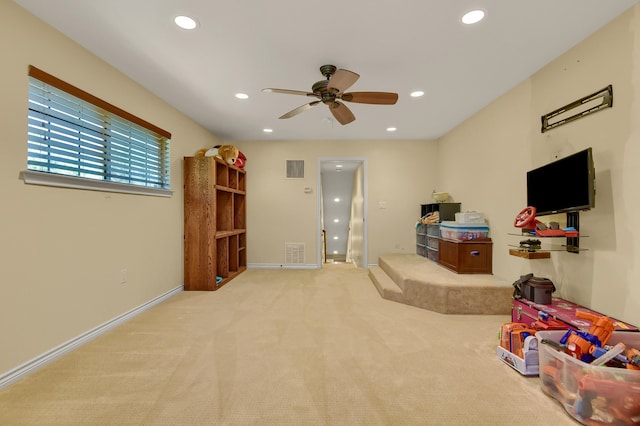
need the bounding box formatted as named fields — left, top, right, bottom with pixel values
left=235, top=151, right=247, bottom=169
left=576, top=375, right=640, bottom=425
left=514, top=206, right=537, bottom=228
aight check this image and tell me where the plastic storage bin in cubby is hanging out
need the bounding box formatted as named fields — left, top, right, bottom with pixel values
left=440, top=221, right=489, bottom=241
left=426, top=223, right=440, bottom=236
left=537, top=330, right=640, bottom=425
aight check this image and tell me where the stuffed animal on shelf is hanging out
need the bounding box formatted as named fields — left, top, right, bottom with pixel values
left=235, top=150, right=247, bottom=169
left=196, top=144, right=239, bottom=165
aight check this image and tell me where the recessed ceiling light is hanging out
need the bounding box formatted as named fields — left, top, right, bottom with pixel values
left=333, top=236, right=339, bottom=240
left=174, top=15, right=198, bottom=30
left=334, top=198, right=340, bottom=202
left=461, top=10, right=485, bottom=25
left=334, top=219, right=340, bottom=223
left=263, top=128, right=273, bottom=133
left=386, top=127, right=397, bottom=132
left=235, top=93, right=249, bottom=100
left=410, top=91, right=424, bottom=98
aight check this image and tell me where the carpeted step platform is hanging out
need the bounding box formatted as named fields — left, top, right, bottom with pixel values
left=368, top=253, right=512, bottom=314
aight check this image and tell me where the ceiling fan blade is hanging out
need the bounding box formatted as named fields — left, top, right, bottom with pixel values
left=263, top=88, right=318, bottom=97
left=279, top=101, right=321, bottom=119
left=330, top=101, right=355, bottom=125
left=327, top=69, right=359, bottom=94
left=341, top=92, right=399, bottom=105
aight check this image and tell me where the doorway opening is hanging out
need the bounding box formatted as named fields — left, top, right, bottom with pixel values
left=317, top=158, right=367, bottom=268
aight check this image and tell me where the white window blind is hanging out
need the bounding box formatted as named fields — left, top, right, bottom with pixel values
left=25, top=66, right=172, bottom=195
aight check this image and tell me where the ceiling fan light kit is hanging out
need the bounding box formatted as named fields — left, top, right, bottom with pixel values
left=263, top=64, right=398, bottom=125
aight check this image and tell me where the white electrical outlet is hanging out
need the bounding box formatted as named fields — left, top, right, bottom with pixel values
left=120, top=269, right=128, bottom=284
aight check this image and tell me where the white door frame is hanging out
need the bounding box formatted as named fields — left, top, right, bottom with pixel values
left=316, top=157, right=368, bottom=268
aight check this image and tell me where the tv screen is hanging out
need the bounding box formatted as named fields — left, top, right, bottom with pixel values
left=526, top=148, right=595, bottom=216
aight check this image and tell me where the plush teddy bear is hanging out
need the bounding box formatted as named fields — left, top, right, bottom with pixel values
left=196, top=144, right=239, bottom=165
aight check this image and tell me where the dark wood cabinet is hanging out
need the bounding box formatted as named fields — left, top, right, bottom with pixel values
left=438, top=239, right=493, bottom=274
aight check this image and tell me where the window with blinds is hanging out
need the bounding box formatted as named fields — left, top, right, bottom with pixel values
left=24, top=66, right=172, bottom=196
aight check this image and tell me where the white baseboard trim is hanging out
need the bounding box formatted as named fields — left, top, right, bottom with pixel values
left=248, top=263, right=319, bottom=270
left=0, top=285, right=183, bottom=390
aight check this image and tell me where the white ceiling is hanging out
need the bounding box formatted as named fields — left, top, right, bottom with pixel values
left=14, top=0, right=639, bottom=142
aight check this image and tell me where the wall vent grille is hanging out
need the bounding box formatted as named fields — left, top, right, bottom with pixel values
left=286, top=160, right=304, bottom=179
left=285, top=243, right=305, bottom=264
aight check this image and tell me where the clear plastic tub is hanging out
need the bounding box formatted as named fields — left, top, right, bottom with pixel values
left=439, top=221, right=489, bottom=241
left=537, top=330, right=640, bottom=425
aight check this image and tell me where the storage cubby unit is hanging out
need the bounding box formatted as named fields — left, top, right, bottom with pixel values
left=184, top=156, right=247, bottom=291
left=416, top=224, right=428, bottom=257
left=426, top=224, right=440, bottom=262
left=420, top=202, right=461, bottom=221
left=416, top=202, right=461, bottom=261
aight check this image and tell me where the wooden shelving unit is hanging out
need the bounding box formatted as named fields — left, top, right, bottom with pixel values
left=184, top=156, right=246, bottom=291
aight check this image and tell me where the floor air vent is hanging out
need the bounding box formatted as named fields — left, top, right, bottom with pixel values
left=286, top=160, right=304, bottom=179
left=285, top=243, right=305, bottom=264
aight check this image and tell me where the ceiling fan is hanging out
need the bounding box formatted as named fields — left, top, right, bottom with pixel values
left=262, top=64, right=398, bottom=125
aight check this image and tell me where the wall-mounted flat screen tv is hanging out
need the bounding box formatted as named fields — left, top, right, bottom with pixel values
left=527, top=147, right=595, bottom=216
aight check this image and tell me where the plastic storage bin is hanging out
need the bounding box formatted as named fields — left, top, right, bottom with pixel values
left=440, top=221, right=489, bottom=241
left=454, top=211, right=485, bottom=224
left=537, top=330, right=640, bottom=425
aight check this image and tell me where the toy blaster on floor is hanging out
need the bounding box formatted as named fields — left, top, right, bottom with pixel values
left=556, top=310, right=615, bottom=363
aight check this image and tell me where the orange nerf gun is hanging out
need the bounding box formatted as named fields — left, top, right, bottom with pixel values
left=561, top=310, right=614, bottom=362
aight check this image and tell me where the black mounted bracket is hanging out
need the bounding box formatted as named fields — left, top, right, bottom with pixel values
left=541, top=85, right=613, bottom=133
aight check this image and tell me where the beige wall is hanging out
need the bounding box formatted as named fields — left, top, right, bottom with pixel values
left=438, top=5, right=640, bottom=326
left=0, top=1, right=221, bottom=374
left=233, top=140, right=439, bottom=267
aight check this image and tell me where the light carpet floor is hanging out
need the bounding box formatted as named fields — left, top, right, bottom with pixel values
left=0, top=263, right=576, bottom=425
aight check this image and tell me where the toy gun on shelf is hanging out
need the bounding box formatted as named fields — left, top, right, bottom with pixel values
left=560, top=311, right=615, bottom=363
